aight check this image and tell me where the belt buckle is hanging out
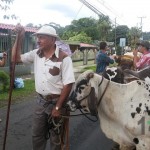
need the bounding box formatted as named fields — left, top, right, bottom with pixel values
left=45, top=95, right=52, bottom=101
left=39, top=94, right=48, bottom=101
left=45, top=95, right=50, bottom=101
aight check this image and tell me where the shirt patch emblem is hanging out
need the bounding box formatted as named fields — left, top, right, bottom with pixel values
left=49, top=66, right=60, bottom=76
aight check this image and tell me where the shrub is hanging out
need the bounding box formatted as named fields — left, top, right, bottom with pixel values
left=0, top=71, right=10, bottom=92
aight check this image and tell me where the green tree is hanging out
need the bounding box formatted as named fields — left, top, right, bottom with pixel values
left=62, top=31, right=78, bottom=40
left=128, top=27, right=141, bottom=48
left=26, top=23, right=34, bottom=27
left=143, top=32, right=150, bottom=41
left=1, top=0, right=17, bottom=20
left=68, top=32, right=92, bottom=43
left=62, top=17, right=99, bottom=41
left=97, top=15, right=112, bottom=41
left=1, top=0, right=13, bottom=11
left=112, top=25, right=129, bottom=46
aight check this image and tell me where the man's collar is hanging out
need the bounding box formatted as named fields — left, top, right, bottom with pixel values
left=54, top=46, right=59, bottom=58
left=37, top=45, right=59, bottom=58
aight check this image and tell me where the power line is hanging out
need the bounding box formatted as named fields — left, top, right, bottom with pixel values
left=79, top=0, right=104, bottom=16
left=95, top=0, right=129, bottom=24
left=79, top=0, right=119, bottom=25
left=96, top=0, right=121, bottom=18
left=74, top=4, right=84, bottom=20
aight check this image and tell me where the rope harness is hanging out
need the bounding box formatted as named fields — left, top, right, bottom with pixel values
left=45, top=110, right=70, bottom=150
left=46, top=115, right=63, bottom=140
left=68, top=74, right=110, bottom=122
left=43, top=75, right=110, bottom=149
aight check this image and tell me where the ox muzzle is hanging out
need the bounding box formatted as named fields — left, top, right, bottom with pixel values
left=67, top=87, right=98, bottom=116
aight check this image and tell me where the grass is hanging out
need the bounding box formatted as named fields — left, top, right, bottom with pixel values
left=12, top=79, right=35, bottom=98
left=80, top=62, right=118, bottom=72
left=0, top=79, right=35, bottom=107
left=73, top=60, right=95, bottom=67
left=82, top=65, right=96, bottom=72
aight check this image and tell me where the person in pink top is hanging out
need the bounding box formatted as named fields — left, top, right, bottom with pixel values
left=133, top=40, right=150, bottom=70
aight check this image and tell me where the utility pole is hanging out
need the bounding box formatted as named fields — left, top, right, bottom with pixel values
left=138, top=16, right=146, bottom=40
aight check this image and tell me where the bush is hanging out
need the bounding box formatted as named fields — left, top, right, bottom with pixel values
left=0, top=71, right=10, bottom=92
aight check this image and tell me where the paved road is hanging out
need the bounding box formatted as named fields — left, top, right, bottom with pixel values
left=0, top=95, right=114, bottom=150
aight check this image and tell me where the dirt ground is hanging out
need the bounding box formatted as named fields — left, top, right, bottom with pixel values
left=0, top=95, right=114, bottom=150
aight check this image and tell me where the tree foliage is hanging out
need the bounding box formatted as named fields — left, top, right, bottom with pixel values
left=1, top=0, right=18, bottom=20
left=63, top=17, right=99, bottom=41
left=97, top=15, right=112, bottom=41
left=143, top=32, right=150, bottom=41
left=115, top=25, right=129, bottom=45
left=68, top=32, right=92, bottom=43
left=24, top=16, right=150, bottom=50
left=0, top=0, right=13, bottom=11
left=47, top=16, right=149, bottom=49
left=61, top=15, right=113, bottom=44
left=128, top=27, right=141, bottom=48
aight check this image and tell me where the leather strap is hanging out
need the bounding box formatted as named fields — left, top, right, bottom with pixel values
left=38, top=93, right=60, bottom=101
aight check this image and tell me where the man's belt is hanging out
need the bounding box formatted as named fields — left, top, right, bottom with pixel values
left=38, top=93, right=60, bottom=101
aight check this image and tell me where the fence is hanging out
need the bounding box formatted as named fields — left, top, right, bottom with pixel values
left=71, top=49, right=96, bottom=65
left=0, top=29, right=35, bottom=75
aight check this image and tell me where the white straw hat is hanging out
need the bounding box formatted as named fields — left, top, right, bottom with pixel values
left=33, top=25, right=60, bottom=41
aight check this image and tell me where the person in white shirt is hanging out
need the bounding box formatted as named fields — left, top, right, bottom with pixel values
left=12, top=24, right=75, bottom=150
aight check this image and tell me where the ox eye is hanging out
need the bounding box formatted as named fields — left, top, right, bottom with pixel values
left=78, top=87, right=84, bottom=94
left=80, top=87, right=84, bottom=90
left=79, top=89, right=81, bottom=94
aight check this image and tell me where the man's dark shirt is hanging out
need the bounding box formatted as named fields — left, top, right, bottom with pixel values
left=96, top=50, right=114, bottom=74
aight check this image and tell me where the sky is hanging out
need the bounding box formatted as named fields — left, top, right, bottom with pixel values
left=1, top=0, right=150, bottom=32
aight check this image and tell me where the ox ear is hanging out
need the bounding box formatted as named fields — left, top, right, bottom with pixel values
left=88, top=87, right=98, bottom=116
left=86, top=72, right=94, bottom=81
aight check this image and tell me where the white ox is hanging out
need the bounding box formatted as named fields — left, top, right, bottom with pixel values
left=68, top=70, right=150, bottom=150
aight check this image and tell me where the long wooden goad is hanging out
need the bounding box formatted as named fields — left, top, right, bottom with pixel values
left=3, top=28, right=24, bottom=150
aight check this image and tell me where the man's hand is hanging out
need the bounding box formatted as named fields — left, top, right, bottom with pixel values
left=51, top=107, right=61, bottom=118
left=11, top=24, right=25, bottom=63
left=109, top=55, right=115, bottom=60
left=13, top=23, right=25, bottom=36
left=133, top=49, right=138, bottom=56
left=3, top=52, right=7, bottom=58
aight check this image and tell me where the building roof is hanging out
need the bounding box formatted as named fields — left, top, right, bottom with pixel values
left=64, top=40, right=97, bottom=49
left=63, top=40, right=80, bottom=45
left=0, top=23, right=38, bottom=33
left=80, top=43, right=97, bottom=48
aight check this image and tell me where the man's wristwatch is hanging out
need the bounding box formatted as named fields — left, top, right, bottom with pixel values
left=55, top=106, right=59, bottom=111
